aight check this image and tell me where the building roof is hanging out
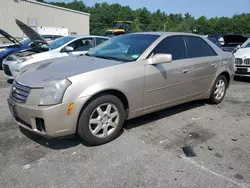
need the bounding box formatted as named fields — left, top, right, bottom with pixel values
left=26, top=0, right=90, bottom=16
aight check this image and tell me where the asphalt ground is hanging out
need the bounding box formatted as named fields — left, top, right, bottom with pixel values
left=0, top=71, right=250, bottom=188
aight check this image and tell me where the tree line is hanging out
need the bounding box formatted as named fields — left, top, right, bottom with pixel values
left=37, top=0, right=250, bottom=36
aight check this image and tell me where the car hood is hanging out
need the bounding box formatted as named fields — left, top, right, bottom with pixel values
left=0, top=28, right=21, bottom=46
left=234, top=48, right=250, bottom=58
left=15, top=19, right=49, bottom=46
left=16, top=55, right=122, bottom=88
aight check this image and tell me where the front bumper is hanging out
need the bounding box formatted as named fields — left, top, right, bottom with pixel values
left=7, top=97, right=88, bottom=138
left=2, top=59, right=23, bottom=80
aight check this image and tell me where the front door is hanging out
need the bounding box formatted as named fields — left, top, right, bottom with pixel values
left=66, top=38, right=94, bottom=56
left=144, top=36, right=195, bottom=112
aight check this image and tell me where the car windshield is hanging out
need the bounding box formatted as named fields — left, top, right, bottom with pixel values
left=49, top=36, right=75, bottom=49
left=241, top=38, right=250, bottom=48
left=86, top=34, right=160, bottom=62
left=20, top=38, right=31, bottom=46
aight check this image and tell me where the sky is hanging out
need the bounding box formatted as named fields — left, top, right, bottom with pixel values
left=48, top=0, right=250, bottom=18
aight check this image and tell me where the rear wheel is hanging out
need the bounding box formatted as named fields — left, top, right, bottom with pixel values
left=77, top=94, right=125, bottom=145
left=209, top=75, right=227, bottom=104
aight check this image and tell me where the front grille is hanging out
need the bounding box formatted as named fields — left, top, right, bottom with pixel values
left=3, top=64, right=12, bottom=76
left=235, top=58, right=243, bottom=65
left=244, top=58, right=250, bottom=65
left=10, top=81, right=30, bottom=103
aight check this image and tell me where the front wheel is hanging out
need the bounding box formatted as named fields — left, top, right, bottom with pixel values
left=77, top=94, right=125, bottom=145
left=209, top=75, right=228, bottom=104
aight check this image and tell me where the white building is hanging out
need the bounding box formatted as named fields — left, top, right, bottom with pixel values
left=0, top=0, right=90, bottom=38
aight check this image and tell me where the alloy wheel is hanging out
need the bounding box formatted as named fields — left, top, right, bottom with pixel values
left=214, top=79, right=226, bottom=100
left=89, top=103, right=120, bottom=138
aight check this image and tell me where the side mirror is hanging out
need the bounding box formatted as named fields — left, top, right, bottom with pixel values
left=148, top=54, right=172, bottom=65
left=62, top=46, right=74, bottom=53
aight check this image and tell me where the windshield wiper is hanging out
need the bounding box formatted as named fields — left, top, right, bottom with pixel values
left=90, top=55, right=129, bottom=62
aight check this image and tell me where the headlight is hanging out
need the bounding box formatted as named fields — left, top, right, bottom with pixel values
left=17, top=56, right=33, bottom=63
left=38, top=79, right=71, bottom=106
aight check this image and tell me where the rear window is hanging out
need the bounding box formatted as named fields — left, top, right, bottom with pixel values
left=186, top=36, right=217, bottom=58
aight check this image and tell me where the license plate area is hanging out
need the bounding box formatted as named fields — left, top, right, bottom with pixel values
left=236, top=68, right=247, bottom=73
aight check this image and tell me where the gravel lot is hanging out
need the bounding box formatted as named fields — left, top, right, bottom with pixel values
left=0, top=71, right=249, bottom=188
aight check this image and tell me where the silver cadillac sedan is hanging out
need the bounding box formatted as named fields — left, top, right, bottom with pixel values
left=8, top=32, right=234, bottom=145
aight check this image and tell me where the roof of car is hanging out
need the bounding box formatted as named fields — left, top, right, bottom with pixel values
left=130, top=32, right=199, bottom=37
left=68, top=35, right=109, bottom=39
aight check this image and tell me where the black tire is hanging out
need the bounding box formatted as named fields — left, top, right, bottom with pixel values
left=209, top=75, right=228, bottom=104
left=77, top=94, right=125, bottom=146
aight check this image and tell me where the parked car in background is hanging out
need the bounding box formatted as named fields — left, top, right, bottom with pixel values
left=8, top=32, right=234, bottom=145
left=0, top=28, right=61, bottom=69
left=221, top=34, right=248, bottom=52
left=233, top=38, right=250, bottom=77
left=207, top=37, right=222, bottom=48
left=3, top=19, right=109, bottom=79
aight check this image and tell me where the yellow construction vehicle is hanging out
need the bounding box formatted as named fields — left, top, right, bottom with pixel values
left=105, top=21, right=132, bottom=37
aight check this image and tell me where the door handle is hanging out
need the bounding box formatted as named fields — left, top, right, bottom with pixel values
left=182, top=69, right=190, bottom=74
left=211, top=63, right=217, bottom=68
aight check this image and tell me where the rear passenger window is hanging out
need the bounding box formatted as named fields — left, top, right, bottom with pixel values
left=186, top=36, right=217, bottom=58
left=151, top=36, right=187, bottom=60
left=96, top=38, right=108, bottom=46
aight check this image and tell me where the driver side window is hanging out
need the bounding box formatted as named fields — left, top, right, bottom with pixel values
left=151, top=36, right=187, bottom=60
left=67, top=38, right=94, bottom=52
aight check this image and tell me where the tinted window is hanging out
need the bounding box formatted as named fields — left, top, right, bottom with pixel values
left=68, top=38, right=94, bottom=51
left=186, top=36, right=217, bottom=58
left=151, top=36, right=186, bottom=60
left=95, top=38, right=108, bottom=46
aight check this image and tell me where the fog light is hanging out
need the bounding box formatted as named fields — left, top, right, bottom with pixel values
left=36, top=118, right=45, bottom=132
left=67, top=103, right=74, bottom=115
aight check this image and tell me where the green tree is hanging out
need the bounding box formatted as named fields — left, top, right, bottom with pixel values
left=40, top=0, right=250, bottom=35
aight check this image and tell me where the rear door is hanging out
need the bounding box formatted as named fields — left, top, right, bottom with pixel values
left=144, top=36, right=195, bottom=111
left=95, top=37, right=109, bottom=47
left=185, top=36, right=220, bottom=93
